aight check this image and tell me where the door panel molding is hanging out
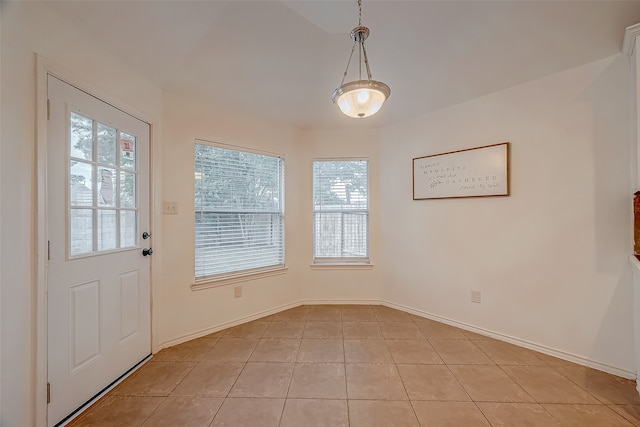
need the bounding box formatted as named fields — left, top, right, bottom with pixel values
left=68, top=279, right=102, bottom=373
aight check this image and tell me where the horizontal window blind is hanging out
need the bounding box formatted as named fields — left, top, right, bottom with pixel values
left=195, top=143, right=284, bottom=280
left=313, top=160, right=369, bottom=262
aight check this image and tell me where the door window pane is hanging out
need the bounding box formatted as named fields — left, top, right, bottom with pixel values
left=70, top=112, right=93, bottom=160
left=120, top=210, right=136, bottom=248
left=70, top=162, right=94, bottom=206
left=120, top=171, right=135, bottom=208
left=120, top=133, right=136, bottom=170
left=98, top=210, right=117, bottom=251
left=97, top=122, right=117, bottom=166
left=70, top=208, right=94, bottom=256
left=98, top=168, right=116, bottom=207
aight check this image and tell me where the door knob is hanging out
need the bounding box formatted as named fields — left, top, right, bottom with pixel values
left=142, top=248, right=153, bottom=256
left=142, top=231, right=151, bottom=239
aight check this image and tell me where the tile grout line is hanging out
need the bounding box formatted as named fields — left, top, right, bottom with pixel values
left=604, top=404, right=640, bottom=427
left=126, top=356, right=202, bottom=426
left=276, top=313, right=309, bottom=427
left=343, top=312, right=351, bottom=426
left=468, top=338, right=542, bottom=414
left=495, top=363, right=589, bottom=426
left=210, top=324, right=265, bottom=425
left=551, top=364, right=616, bottom=406
left=387, top=313, right=423, bottom=425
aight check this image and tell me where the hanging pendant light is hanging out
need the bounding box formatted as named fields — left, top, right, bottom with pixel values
left=332, top=0, right=390, bottom=119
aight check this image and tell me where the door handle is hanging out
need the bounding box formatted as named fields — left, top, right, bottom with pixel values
left=142, top=231, right=151, bottom=239
left=142, top=248, right=153, bottom=256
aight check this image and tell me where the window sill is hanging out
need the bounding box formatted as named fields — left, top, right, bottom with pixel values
left=309, top=263, right=374, bottom=270
left=192, top=266, right=288, bottom=291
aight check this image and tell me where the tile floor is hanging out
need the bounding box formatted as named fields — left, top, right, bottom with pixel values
left=68, top=305, right=640, bottom=426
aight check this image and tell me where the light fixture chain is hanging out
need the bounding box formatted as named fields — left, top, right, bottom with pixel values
left=339, top=41, right=359, bottom=87
left=358, top=38, right=362, bottom=80
left=361, top=41, right=373, bottom=81
left=357, top=0, right=368, bottom=81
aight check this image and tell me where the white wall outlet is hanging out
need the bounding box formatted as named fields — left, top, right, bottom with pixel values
left=471, top=290, right=481, bottom=304
left=163, top=201, right=178, bottom=215
left=234, top=286, right=242, bottom=298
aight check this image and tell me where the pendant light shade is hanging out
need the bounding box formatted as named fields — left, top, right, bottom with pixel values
left=332, top=80, right=391, bottom=118
left=332, top=2, right=390, bottom=119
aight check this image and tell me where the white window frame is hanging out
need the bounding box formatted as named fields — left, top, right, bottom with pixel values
left=194, top=140, right=286, bottom=287
left=312, top=158, right=370, bottom=265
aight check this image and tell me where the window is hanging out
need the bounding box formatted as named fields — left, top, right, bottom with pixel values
left=195, top=142, right=285, bottom=281
left=69, top=111, right=138, bottom=256
left=313, top=159, right=369, bottom=263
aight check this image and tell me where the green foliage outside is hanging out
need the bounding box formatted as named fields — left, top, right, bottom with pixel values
left=195, top=144, right=282, bottom=212
left=313, top=160, right=368, bottom=208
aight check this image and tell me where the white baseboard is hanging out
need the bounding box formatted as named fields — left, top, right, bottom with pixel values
left=157, top=299, right=636, bottom=380
left=159, top=301, right=302, bottom=349
left=300, top=299, right=382, bottom=306
left=382, top=300, right=636, bottom=380
left=159, top=299, right=384, bottom=349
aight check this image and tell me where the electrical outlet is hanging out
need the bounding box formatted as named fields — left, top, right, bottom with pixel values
left=163, top=201, right=178, bottom=215
left=234, top=286, right=242, bottom=298
left=471, top=290, right=481, bottom=304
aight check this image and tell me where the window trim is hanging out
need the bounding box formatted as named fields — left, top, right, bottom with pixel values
left=309, top=263, right=373, bottom=270
left=192, top=265, right=288, bottom=290
left=194, top=139, right=286, bottom=284
left=312, top=158, right=370, bottom=265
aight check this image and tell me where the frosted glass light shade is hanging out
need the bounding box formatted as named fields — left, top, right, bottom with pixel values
left=332, top=80, right=390, bottom=118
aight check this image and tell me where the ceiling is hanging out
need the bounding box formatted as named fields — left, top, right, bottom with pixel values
left=43, top=1, right=640, bottom=129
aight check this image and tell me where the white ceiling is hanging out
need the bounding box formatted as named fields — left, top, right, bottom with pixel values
left=44, top=1, right=640, bottom=129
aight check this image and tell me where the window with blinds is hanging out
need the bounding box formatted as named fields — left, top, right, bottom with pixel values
left=313, top=159, right=369, bottom=263
left=195, top=142, right=285, bottom=281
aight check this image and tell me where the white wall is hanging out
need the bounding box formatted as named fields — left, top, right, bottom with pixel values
left=378, top=54, right=635, bottom=375
left=157, top=89, right=306, bottom=346
left=1, top=2, right=162, bottom=425
left=156, top=102, right=386, bottom=347
left=298, top=128, right=383, bottom=303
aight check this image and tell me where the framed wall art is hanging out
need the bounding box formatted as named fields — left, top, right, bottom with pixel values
left=413, top=142, right=510, bottom=200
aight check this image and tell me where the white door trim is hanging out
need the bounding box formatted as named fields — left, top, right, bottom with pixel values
left=35, top=55, right=161, bottom=426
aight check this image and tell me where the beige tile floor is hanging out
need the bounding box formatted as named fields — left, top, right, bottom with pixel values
left=68, top=305, right=640, bottom=426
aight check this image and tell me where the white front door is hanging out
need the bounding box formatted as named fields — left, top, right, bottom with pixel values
left=46, top=75, right=152, bottom=426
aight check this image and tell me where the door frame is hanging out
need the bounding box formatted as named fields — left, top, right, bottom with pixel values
left=35, top=55, right=161, bottom=426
